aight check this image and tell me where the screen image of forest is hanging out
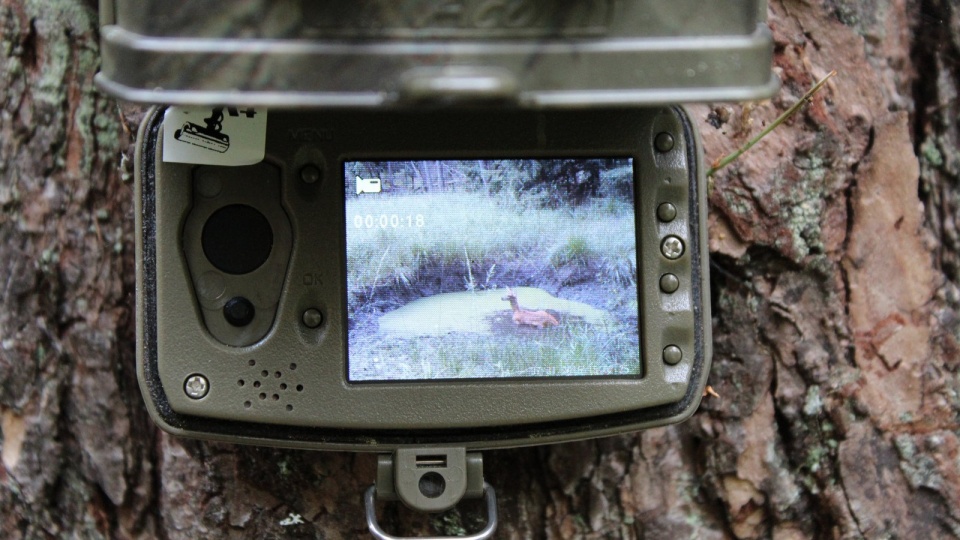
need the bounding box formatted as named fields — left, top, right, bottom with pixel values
left=344, top=158, right=641, bottom=381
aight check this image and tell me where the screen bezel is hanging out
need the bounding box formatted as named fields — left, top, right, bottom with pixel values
left=136, top=106, right=709, bottom=449
left=341, top=156, right=643, bottom=384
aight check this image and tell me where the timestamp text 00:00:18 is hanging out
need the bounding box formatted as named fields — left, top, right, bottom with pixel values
left=352, top=214, right=425, bottom=229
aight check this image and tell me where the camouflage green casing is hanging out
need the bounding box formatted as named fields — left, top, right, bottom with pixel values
left=98, top=0, right=776, bottom=108
left=134, top=105, right=712, bottom=450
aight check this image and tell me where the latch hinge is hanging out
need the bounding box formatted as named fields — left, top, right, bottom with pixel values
left=365, top=448, right=497, bottom=540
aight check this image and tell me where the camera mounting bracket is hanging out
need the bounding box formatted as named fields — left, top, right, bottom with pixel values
left=366, top=449, right=497, bottom=539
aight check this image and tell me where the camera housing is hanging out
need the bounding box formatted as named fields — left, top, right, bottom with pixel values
left=136, top=105, right=710, bottom=449
left=97, top=0, right=776, bottom=107
left=101, top=1, right=778, bottom=526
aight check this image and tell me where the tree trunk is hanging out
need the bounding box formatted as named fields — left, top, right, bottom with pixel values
left=1, top=0, right=958, bottom=538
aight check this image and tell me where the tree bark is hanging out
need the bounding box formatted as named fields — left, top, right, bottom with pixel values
left=1, top=0, right=958, bottom=538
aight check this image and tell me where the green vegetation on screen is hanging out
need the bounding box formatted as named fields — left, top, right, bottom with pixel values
left=346, top=192, right=636, bottom=297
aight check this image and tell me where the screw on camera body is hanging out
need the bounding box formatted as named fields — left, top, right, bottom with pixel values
left=661, top=236, right=685, bottom=260
left=184, top=374, right=209, bottom=399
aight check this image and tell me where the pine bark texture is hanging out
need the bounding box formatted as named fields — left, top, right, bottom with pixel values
left=1, top=0, right=959, bottom=538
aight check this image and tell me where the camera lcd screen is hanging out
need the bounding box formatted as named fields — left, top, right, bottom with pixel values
left=344, top=158, right=641, bottom=382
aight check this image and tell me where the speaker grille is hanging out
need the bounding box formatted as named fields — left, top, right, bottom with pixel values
left=237, top=359, right=303, bottom=412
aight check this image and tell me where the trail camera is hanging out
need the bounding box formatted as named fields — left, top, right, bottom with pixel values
left=97, top=1, right=775, bottom=537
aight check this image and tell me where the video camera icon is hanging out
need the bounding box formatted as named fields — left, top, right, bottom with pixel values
left=356, top=176, right=382, bottom=195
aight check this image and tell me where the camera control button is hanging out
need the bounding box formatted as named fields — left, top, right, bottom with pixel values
left=657, top=203, right=677, bottom=222
left=300, top=164, right=322, bottom=185
left=663, top=345, right=683, bottom=365
left=655, top=132, right=675, bottom=153
left=660, top=274, right=680, bottom=294
left=302, top=308, right=324, bottom=329
left=223, top=297, right=255, bottom=327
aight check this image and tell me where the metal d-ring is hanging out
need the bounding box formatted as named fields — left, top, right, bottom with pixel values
left=365, top=482, right=498, bottom=540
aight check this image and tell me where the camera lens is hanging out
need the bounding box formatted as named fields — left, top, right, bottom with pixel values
left=223, top=297, right=255, bottom=327
left=202, top=204, right=273, bottom=275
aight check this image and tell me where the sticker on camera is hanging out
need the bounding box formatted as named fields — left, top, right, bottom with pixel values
left=162, top=106, right=267, bottom=166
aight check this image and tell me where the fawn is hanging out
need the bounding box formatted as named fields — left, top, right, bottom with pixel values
left=502, top=288, right=560, bottom=328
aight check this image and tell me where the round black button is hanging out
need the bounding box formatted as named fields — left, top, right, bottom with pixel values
left=660, top=274, right=680, bottom=293
left=223, top=297, right=255, bottom=327
left=657, top=203, right=678, bottom=222
left=655, top=132, right=675, bottom=153
left=299, top=164, right=322, bottom=184
left=202, top=204, right=273, bottom=275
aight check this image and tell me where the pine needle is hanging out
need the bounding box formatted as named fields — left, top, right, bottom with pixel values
left=707, top=70, right=837, bottom=178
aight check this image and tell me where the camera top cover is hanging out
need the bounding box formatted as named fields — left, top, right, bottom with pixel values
left=96, top=0, right=777, bottom=107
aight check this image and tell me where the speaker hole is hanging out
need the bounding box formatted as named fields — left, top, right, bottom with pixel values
left=272, top=394, right=280, bottom=401
left=286, top=404, right=293, bottom=411
left=238, top=380, right=245, bottom=387
left=253, top=381, right=261, bottom=388
left=244, top=401, right=252, bottom=408
left=280, top=383, right=287, bottom=390
left=296, top=385, right=304, bottom=392
left=259, top=393, right=266, bottom=400
left=289, top=363, right=297, bottom=370
left=274, top=371, right=281, bottom=378
left=261, top=370, right=268, bottom=377
left=248, top=359, right=256, bottom=366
